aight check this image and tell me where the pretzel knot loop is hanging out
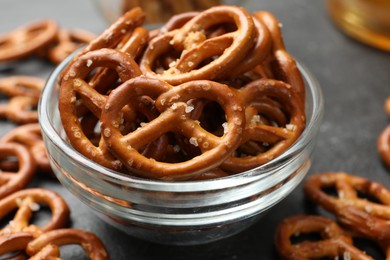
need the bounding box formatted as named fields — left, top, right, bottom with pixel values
left=140, top=5, right=256, bottom=85
left=26, top=229, right=108, bottom=260
left=0, top=143, right=36, bottom=199
left=101, top=76, right=245, bottom=180
left=59, top=48, right=142, bottom=171
left=0, top=188, right=70, bottom=237
left=304, top=172, right=390, bottom=250
left=221, top=79, right=305, bottom=173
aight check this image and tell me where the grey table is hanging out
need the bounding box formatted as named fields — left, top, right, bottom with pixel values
left=1, top=0, right=390, bottom=259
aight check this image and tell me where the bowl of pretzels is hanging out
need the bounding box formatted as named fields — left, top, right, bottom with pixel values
left=38, top=5, right=324, bottom=245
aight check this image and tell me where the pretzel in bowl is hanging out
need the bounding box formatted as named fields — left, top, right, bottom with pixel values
left=254, top=11, right=305, bottom=107
left=140, top=5, right=256, bottom=85
left=59, top=48, right=143, bottom=171
left=0, top=188, right=69, bottom=237
left=78, top=7, right=145, bottom=56
left=101, top=77, right=245, bottom=179
left=0, top=20, right=58, bottom=62
left=275, top=215, right=373, bottom=260
left=0, top=143, right=36, bottom=199
left=220, top=79, right=305, bottom=173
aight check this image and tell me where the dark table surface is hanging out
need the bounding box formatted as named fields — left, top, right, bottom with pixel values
left=1, top=0, right=390, bottom=259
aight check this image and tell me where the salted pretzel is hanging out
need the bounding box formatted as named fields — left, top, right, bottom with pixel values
left=44, top=28, right=96, bottom=64
left=0, top=123, right=51, bottom=173
left=304, top=172, right=390, bottom=224
left=0, top=20, right=58, bottom=62
left=255, top=11, right=305, bottom=106
left=140, top=5, right=256, bottom=85
left=221, top=13, right=272, bottom=80
left=275, top=215, right=373, bottom=260
left=220, top=79, right=305, bottom=173
left=59, top=48, right=142, bottom=171
left=25, top=228, right=108, bottom=260
left=0, top=143, right=36, bottom=199
left=0, top=76, right=44, bottom=99
left=0, top=188, right=69, bottom=237
left=101, top=77, right=245, bottom=180
left=86, top=26, right=149, bottom=96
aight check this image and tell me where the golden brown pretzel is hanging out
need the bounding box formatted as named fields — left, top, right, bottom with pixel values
left=0, top=76, right=44, bottom=99
left=0, top=143, right=36, bottom=199
left=101, top=77, right=245, bottom=180
left=26, top=229, right=108, bottom=260
left=304, top=172, right=390, bottom=222
left=275, top=215, right=373, bottom=260
left=59, top=48, right=142, bottom=171
left=221, top=79, right=305, bottom=173
left=254, top=11, right=305, bottom=106
left=0, top=123, right=51, bottom=173
left=140, top=5, right=256, bottom=85
left=222, top=13, right=272, bottom=79
left=0, top=232, right=33, bottom=260
left=0, top=188, right=69, bottom=237
left=79, top=7, right=145, bottom=56
left=2, top=96, right=39, bottom=124
left=0, top=20, right=58, bottom=62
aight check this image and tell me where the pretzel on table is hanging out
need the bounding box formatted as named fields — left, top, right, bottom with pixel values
left=304, top=172, right=390, bottom=219
left=0, top=143, right=36, bottom=199
left=2, top=96, right=39, bottom=124
left=26, top=228, right=108, bottom=260
left=275, top=215, right=373, bottom=260
left=0, top=20, right=58, bottom=62
left=140, top=5, right=256, bottom=85
left=43, top=28, right=96, bottom=64
left=0, top=188, right=69, bottom=237
left=0, top=123, right=52, bottom=174
left=0, top=232, right=33, bottom=260
left=101, top=77, right=245, bottom=180
left=0, top=76, right=44, bottom=99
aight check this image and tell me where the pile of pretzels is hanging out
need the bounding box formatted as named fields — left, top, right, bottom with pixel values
left=59, top=5, right=306, bottom=181
left=275, top=172, right=390, bottom=259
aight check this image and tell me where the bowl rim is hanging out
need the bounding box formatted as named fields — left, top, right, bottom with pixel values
left=38, top=53, right=324, bottom=191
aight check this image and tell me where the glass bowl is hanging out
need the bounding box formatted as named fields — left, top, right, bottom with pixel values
left=38, top=53, right=324, bottom=245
